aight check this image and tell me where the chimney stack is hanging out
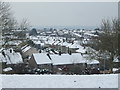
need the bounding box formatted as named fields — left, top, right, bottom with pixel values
left=59, top=51, right=61, bottom=56
left=69, top=50, right=72, bottom=55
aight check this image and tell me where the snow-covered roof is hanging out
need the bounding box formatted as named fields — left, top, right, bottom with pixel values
left=76, top=45, right=86, bottom=53
left=53, top=41, right=60, bottom=45
left=69, top=43, right=81, bottom=49
left=33, top=41, right=41, bottom=44
left=29, top=36, right=38, bottom=40
left=61, top=42, right=70, bottom=46
left=44, top=39, right=54, bottom=45
left=51, top=53, right=85, bottom=65
left=6, top=41, right=22, bottom=46
left=22, top=45, right=31, bottom=53
left=21, top=45, right=28, bottom=50
left=87, top=60, right=99, bottom=64
left=113, top=56, right=120, bottom=62
left=0, top=49, right=23, bottom=64
left=32, top=53, right=52, bottom=65
left=72, top=32, right=82, bottom=37
left=32, top=53, right=99, bottom=65
left=41, top=43, right=45, bottom=46
left=6, top=52, right=23, bottom=64
left=84, top=33, right=98, bottom=37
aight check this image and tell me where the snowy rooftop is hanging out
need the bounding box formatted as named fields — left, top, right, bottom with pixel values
left=51, top=53, right=86, bottom=65
left=6, top=40, right=22, bottom=46
left=113, top=56, right=120, bottom=62
left=22, top=45, right=31, bottom=53
left=76, top=47, right=86, bottom=53
left=72, top=32, right=82, bottom=37
left=84, top=33, right=98, bottom=37
left=68, top=43, right=81, bottom=49
left=61, top=42, right=70, bottom=46
left=0, top=49, right=23, bottom=64
left=32, top=53, right=52, bottom=65
left=32, top=53, right=99, bottom=65
left=6, top=52, right=23, bottom=64
left=33, top=40, right=41, bottom=44
left=87, top=60, right=99, bottom=64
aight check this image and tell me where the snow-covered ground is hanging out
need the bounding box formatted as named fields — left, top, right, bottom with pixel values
left=1, top=74, right=119, bottom=88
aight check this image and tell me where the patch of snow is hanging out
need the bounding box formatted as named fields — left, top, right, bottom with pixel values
left=87, top=60, right=99, bottom=64
left=113, top=68, right=119, bottom=72
left=1, top=74, right=118, bottom=88
left=3, top=67, right=12, bottom=72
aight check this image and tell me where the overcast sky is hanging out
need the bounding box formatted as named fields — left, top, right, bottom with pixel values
left=10, top=2, right=118, bottom=28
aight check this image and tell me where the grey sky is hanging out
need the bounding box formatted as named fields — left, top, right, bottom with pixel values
left=10, top=2, right=118, bottom=27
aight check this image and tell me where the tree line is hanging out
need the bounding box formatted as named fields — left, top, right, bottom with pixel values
left=0, top=1, right=30, bottom=47
left=88, top=19, right=120, bottom=72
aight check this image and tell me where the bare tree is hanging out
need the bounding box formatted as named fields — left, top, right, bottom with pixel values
left=16, top=18, right=30, bottom=39
left=20, top=18, right=30, bottom=30
left=87, top=18, right=119, bottom=72
left=0, top=2, right=17, bottom=47
left=0, top=2, right=16, bottom=32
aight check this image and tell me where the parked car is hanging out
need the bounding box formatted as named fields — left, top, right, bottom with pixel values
left=114, top=68, right=120, bottom=73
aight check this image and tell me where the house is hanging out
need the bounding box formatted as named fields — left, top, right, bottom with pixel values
left=51, top=53, right=85, bottom=74
left=113, top=56, right=120, bottom=68
left=0, top=48, right=23, bottom=65
left=29, top=53, right=99, bottom=74
left=57, top=41, right=70, bottom=53
left=113, top=56, right=120, bottom=63
left=51, top=53, right=99, bottom=74
left=21, top=45, right=39, bottom=58
left=33, top=40, right=45, bottom=49
left=76, top=46, right=86, bottom=54
left=29, top=53, right=52, bottom=69
left=68, top=43, right=81, bottom=53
